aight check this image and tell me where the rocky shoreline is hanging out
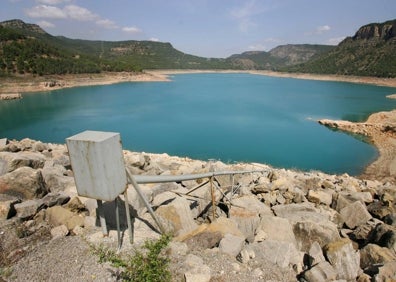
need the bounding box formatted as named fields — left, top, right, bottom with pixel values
left=319, top=109, right=396, bottom=184
left=1, top=138, right=396, bottom=281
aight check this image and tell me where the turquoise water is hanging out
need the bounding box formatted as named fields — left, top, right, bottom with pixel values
left=1, top=73, right=396, bottom=175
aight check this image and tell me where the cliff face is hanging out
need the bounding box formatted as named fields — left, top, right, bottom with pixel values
left=0, top=19, right=46, bottom=34
left=352, top=20, right=396, bottom=41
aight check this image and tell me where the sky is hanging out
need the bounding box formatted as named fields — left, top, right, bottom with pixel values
left=1, top=0, right=395, bottom=58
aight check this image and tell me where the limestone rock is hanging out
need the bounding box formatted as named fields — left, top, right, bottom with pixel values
left=368, top=223, right=396, bottom=252
left=340, top=201, right=372, bottom=229
left=41, top=192, right=70, bottom=208
left=307, top=241, right=326, bottom=267
left=303, top=261, right=337, bottom=282
left=14, top=199, right=43, bottom=219
left=293, top=220, right=340, bottom=252
left=360, top=243, right=396, bottom=269
left=0, top=194, right=20, bottom=219
left=229, top=195, right=272, bottom=240
left=0, top=151, right=46, bottom=173
left=183, top=254, right=211, bottom=282
left=272, top=202, right=331, bottom=224
left=0, top=166, right=48, bottom=199
left=307, top=189, right=333, bottom=206
left=155, top=196, right=197, bottom=236
left=324, top=238, right=360, bottom=280
left=218, top=233, right=245, bottom=257
left=46, top=206, right=75, bottom=228
left=255, top=215, right=297, bottom=246
left=250, top=240, right=304, bottom=270
left=50, top=224, right=69, bottom=239
left=373, top=261, right=396, bottom=282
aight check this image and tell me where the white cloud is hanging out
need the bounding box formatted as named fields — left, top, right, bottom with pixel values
left=230, top=0, right=261, bottom=32
left=149, top=37, right=159, bottom=42
left=37, top=20, right=55, bottom=28
left=122, top=26, right=142, bottom=33
left=36, top=0, right=71, bottom=4
left=64, top=5, right=98, bottom=21
left=315, top=25, right=331, bottom=34
left=248, top=44, right=266, bottom=51
left=25, top=5, right=67, bottom=19
left=96, top=19, right=118, bottom=29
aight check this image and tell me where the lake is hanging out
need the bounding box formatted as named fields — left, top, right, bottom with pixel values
left=1, top=73, right=396, bottom=175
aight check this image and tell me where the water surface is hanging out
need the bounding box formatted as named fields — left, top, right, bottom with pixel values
left=1, top=73, right=396, bottom=175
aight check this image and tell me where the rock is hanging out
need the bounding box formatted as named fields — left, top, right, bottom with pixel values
left=218, top=233, right=245, bottom=257
left=384, top=213, right=396, bottom=226
left=340, top=201, right=372, bottom=229
left=307, top=189, right=333, bottom=206
left=323, top=238, right=360, bottom=280
left=125, top=184, right=153, bottom=216
left=367, top=200, right=393, bottom=219
left=368, top=223, right=396, bottom=252
left=42, top=204, right=84, bottom=230
left=41, top=162, right=74, bottom=192
left=14, top=199, right=43, bottom=219
left=272, top=202, right=331, bottom=224
left=0, top=138, right=8, bottom=148
left=50, top=225, right=69, bottom=239
left=63, top=196, right=86, bottom=213
left=255, top=215, right=297, bottom=246
left=360, top=243, right=396, bottom=269
left=0, top=166, right=48, bottom=199
left=155, top=196, right=198, bottom=236
left=0, top=151, right=46, bottom=173
left=373, top=261, right=396, bottom=282
left=307, top=241, right=326, bottom=267
left=41, top=192, right=70, bottom=208
left=229, top=195, right=272, bottom=241
left=237, top=245, right=255, bottom=264
left=179, top=217, right=243, bottom=250
left=293, top=220, right=341, bottom=252
left=303, top=261, right=337, bottom=282
left=167, top=241, right=189, bottom=256
left=33, top=141, right=48, bottom=152
left=0, top=194, right=20, bottom=219
left=183, top=254, right=211, bottom=282
left=250, top=240, right=304, bottom=270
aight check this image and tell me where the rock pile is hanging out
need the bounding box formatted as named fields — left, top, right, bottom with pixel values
left=1, top=138, right=396, bottom=281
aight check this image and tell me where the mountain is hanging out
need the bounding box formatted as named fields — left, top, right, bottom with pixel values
left=227, top=44, right=334, bottom=70
left=288, top=19, right=396, bottom=77
left=1, top=18, right=396, bottom=78
left=0, top=19, right=234, bottom=76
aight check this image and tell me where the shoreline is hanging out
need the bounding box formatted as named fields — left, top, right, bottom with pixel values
left=1, top=70, right=396, bottom=95
left=319, top=110, right=396, bottom=183
left=1, top=70, right=395, bottom=183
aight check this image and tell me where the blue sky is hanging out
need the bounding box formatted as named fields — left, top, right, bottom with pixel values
left=1, top=0, right=395, bottom=58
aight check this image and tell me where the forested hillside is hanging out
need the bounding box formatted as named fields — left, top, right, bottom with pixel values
left=1, top=19, right=395, bottom=78
left=287, top=19, right=396, bottom=77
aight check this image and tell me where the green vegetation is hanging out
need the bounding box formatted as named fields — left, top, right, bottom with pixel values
left=92, top=234, right=172, bottom=282
left=1, top=18, right=395, bottom=78
left=286, top=20, right=396, bottom=77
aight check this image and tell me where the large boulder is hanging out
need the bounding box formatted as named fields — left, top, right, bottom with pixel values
left=360, top=243, right=396, bottom=270
left=340, top=201, right=372, bottom=229
left=255, top=215, right=297, bottom=246
left=155, top=196, right=198, bottom=236
left=229, top=195, right=272, bottom=241
left=323, top=238, right=360, bottom=280
left=0, top=151, right=46, bottom=174
left=0, top=166, right=48, bottom=199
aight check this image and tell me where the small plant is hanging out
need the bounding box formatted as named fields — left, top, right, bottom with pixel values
left=92, top=234, right=172, bottom=282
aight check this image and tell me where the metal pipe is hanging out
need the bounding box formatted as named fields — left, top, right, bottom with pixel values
left=115, top=197, right=121, bottom=250
left=133, top=169, right=267, bottom=184
left=126, top=168, right=167, bottom=234
left=123, top=188, right=134, bottom=244
left=96, top=200, right=108, bottom=236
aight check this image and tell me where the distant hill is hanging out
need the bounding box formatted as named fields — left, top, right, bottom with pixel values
left=227, top=44, right=334, bottom=70
left=0, top=19, right=234, bottom=76
left=288, top=19, right=396, bottom=77
left=1, top=18, right=396, bottom=77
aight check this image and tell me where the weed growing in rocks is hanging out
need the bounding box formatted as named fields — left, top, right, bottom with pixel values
left=92, top=234, right=172, bottom=282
